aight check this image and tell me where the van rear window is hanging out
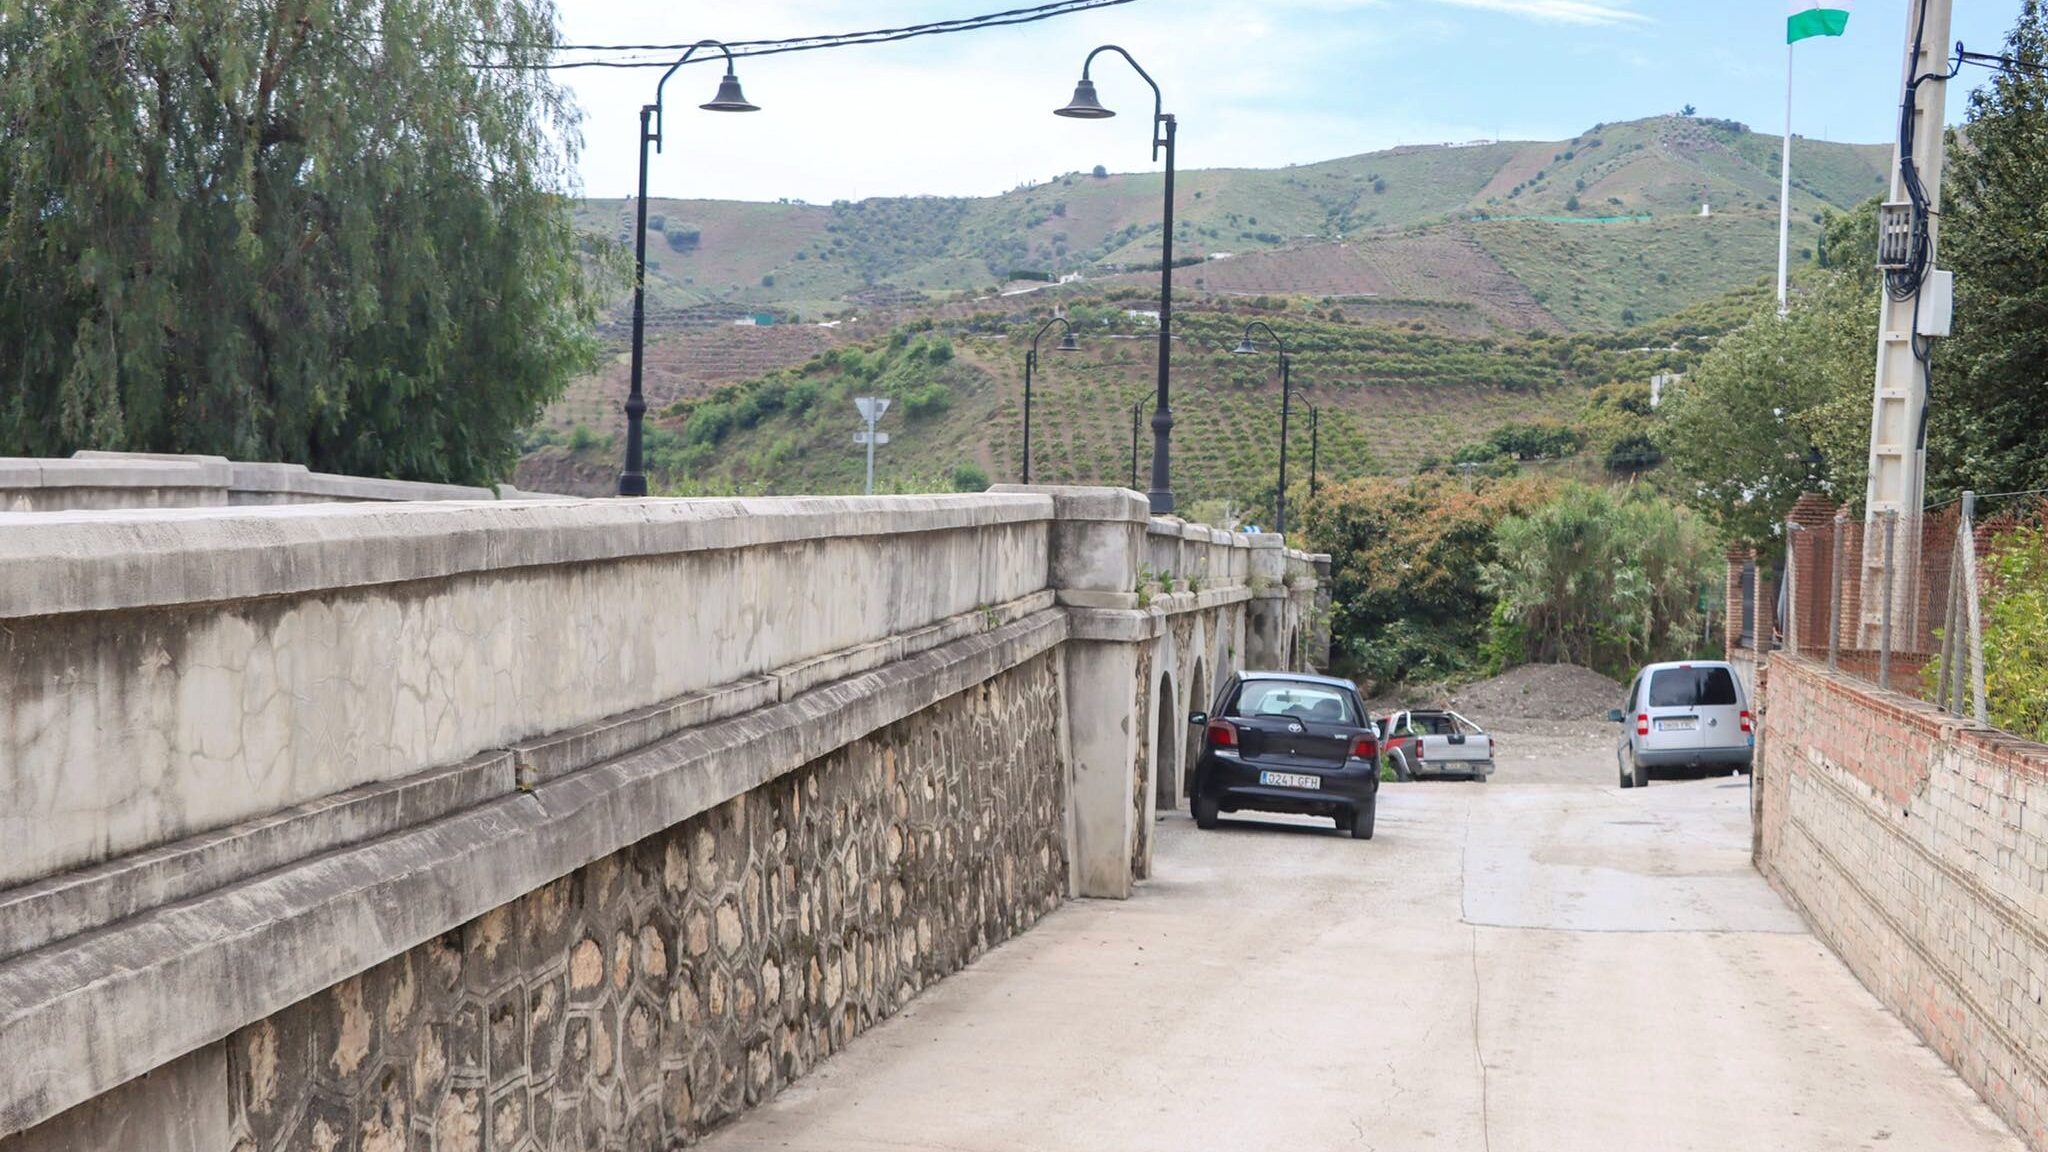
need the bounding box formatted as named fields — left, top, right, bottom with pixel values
left=1648, top=667, right=1738, bottom=708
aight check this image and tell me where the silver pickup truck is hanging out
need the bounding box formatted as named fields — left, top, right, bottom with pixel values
left=1380, top=709, right=1495, bottom=782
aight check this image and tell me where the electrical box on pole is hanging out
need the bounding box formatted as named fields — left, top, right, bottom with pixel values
left=1859, top=0, right=1953, bottom=648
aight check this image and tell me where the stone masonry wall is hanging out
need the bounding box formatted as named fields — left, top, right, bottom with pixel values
left=222, top=653, right=1066, bottom=1152
left=1758, top=655, right=2048, bottom=1150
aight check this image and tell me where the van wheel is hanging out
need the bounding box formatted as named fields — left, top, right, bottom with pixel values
left=1619, top=754, right=1634, bottom=789
left=1630, top=753, right=1650, bottom=789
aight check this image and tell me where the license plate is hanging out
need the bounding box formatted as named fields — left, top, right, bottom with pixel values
left=1259, top=771, right=1321, bottom=790
left=1657, top=717, right=1698, bottom=731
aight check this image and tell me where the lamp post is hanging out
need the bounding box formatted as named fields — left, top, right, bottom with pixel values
left=1130, top=396, right=1144, bottom=491
left=619, top=41, right=759, bottom=498
left=1233, top=321, right=1293, bottom=536
left=1021, top=316, right=1078, bottom=483
left=1298, top=397, right=1320, bottom=499
left=1057, top=46, right=1178, bottom=515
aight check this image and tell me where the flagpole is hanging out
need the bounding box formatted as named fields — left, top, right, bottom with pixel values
left=1778, top=39, right=1795, bottom=316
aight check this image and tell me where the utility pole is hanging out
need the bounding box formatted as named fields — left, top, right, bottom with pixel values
left=854, top=397, right=891, bottom=496
left=1859, top=0, right=1954, bottom=647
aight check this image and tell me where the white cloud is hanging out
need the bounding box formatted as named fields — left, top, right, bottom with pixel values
left=1416, top=0, right=1647, bottom=26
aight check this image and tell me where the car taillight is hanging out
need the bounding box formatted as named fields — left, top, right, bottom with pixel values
left=1415, top=742, right=1426, bottom=762
left=1206, top=720, right=1237, bottom=749
left=1740, top=709, right=1753, bottom=734
left=1350, top=735, right=1378, bottom=760
left=1487, top=735, right=1495, bottom=755
left=1636, top=713, right=1650, bottom=736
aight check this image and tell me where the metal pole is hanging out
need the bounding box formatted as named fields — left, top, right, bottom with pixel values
left=620, top=108, right=655, bottom=498
left=1130, top=399, right=1141, bottom=491
left=1022, top=349, right=1036, bottom=484
left=864, top=407, right=877, bottom=496
left=1277, top=354, right=1290, bottom=537
left=1777, top=41, right=1795, bottom=317
left=1938, top=527, right=1962, bottom=712
left=1828, top=512, right=1845, bottom=670
left=1784, top=524, right=1800, bottom=655
left=1879, top=510, right=1898, bottom=690
left=1962, top=491, right=1988, bottom=723
left=1149, top=114, right=1178, bottom=515
left=1309, top=404, right=1319, bottom=496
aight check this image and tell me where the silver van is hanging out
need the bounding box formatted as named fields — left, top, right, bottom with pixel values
left=1609, top=661, right=1753, bottom=788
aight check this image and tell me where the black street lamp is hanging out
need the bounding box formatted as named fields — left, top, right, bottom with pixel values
left=1057, top=46, right=1178, bottom=515
left=1233, top=321, right=1294, bottom=536
left=1298, top=397, right=1320, bottom=499
left=1021, top=316, right=1078, bottom=483
left=619, top=41, right=759, bottom=498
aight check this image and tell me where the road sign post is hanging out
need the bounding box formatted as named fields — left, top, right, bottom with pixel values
left=854, top=397, right=892, bottom=496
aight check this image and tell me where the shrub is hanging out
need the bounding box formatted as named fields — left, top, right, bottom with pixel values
left=949, top=463, right=991, bottom=492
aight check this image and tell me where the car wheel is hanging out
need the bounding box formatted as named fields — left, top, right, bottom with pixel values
left=1619, top=753, right=1634, bottom=789
left=1350, top=795, right=1376, bottom=840
left=1391, top=750, right=1414, bottom=782
left=1630, top=752, right=1650, bottom=790
left=1193, top=792, right=1220, bottom=830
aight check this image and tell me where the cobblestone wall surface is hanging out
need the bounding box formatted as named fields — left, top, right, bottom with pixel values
left=1759, top=655, right=2048, bottom=1151
left=225, top=653, right=1067, bottom=1152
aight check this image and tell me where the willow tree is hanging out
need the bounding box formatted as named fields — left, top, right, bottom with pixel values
left=0, top=0, right=606, bottom=484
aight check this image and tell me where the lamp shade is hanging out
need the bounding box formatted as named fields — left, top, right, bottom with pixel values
left=1057, top=330, right=1079, bottom=352
left=701, top=71, right=760, bottom=112
left=1054, top=78, right=1115, bottom=119
left=1233, top=337, right=1258, bottom=355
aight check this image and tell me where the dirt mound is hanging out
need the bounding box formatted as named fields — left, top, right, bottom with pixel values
left=1373, top=663, right=1624, bottom=726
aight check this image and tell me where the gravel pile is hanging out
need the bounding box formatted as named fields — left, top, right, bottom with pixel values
left=1371, top=663, right=1625, bottom=730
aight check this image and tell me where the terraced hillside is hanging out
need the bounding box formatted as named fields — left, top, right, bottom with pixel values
left=576, top=115, right=1888, bottom=330
left=520, top=293, right=1740, bottom=503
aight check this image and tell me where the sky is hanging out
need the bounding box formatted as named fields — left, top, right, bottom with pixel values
left=555, top=1, right=2029, bottom=204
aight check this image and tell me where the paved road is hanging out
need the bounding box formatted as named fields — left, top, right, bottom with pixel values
left=697, top=726, right=2023, bottom=1151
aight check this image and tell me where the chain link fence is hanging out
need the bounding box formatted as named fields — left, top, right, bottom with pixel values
left=1781, top=492, right=2048, bottom=736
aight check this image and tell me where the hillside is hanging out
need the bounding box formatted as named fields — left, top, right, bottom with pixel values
left=519, top=287, right=1753, bottom=504
left=578, top=115, right=1887, bottom=330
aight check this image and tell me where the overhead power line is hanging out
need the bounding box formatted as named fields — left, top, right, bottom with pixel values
left=477, top=0, right=1136, bottom=71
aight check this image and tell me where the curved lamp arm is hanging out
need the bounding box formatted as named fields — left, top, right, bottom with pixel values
left=1082, top=44, right=1168, bottom=161
left=1029, top=315, right=1076, bottom=357
left=1238, top=320, right=1288, bottom=362
left=649, top=40, right=739, bottom=153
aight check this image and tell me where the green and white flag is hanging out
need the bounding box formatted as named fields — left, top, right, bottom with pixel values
left=1788, top=1, right=1850, bottom=44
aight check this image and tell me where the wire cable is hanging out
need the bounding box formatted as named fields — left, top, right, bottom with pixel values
left=479, top=0, right=1137, bottom=70
left=526, top=0, right=1132, bottom=55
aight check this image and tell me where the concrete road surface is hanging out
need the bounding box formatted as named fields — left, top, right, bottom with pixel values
left=696, top=725, right=2022, bottom=1151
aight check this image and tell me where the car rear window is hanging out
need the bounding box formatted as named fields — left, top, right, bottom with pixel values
left=1648, top=667, right=1738, bottom=708
left=1229, top=682, right=1359, bottom=726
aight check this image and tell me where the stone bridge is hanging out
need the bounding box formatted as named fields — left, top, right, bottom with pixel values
left=0, top=465, right=1324, bottom=1150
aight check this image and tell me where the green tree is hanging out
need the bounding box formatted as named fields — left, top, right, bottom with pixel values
left=1483, top=484, right=1718, bottom=676
left=1936, top=0, right=2048, bottom=500
left=0, top=0, right=606, bottom=484
left=1658, top=273, right=1875, bottom=544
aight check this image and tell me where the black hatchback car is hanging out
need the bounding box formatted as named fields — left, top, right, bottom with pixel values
left=1187, top=671, right=1382, bottom=839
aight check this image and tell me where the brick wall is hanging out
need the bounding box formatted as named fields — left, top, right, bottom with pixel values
left=1757, top=655, right=2048, bottom=1149
left=219, top=655, right=1068, bottom=1152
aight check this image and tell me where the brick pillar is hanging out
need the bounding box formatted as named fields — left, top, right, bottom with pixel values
left=1725, top=546, right=1755, bottom=657
left=1786, top=494, right=1839, bottom=656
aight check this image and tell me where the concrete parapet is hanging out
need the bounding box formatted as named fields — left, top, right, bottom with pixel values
left=0, top=451, right=511, bottom=510
left=0, top=494, right=1054, bottom=885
